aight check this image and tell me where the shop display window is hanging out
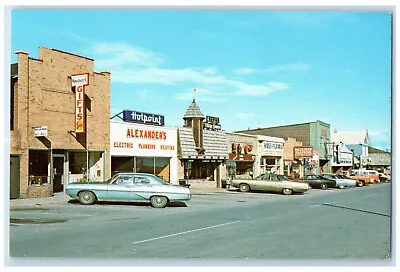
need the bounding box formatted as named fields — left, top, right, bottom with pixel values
left=69, top=152, right=87, bottom=174
left=28, top=150, right=49, bottom=186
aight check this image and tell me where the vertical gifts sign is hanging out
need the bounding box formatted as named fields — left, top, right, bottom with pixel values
left=71, top=73, right=89, bottom=133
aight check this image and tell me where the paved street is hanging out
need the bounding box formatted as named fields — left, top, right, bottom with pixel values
left=7, top=183, right=392, bottom=265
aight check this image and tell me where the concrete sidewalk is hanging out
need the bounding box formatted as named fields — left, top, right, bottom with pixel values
left=9, top=182, right=229, bottom=208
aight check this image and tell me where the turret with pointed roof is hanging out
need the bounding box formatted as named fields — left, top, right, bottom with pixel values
left=183, top=99, right=205, bottom=120
left=183, top=99, right=205, bottom=154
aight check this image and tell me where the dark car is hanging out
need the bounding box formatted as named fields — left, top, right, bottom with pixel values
left=294, top=175, right=336, bottom=190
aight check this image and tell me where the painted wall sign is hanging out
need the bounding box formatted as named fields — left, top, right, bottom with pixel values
left=126, top=128, right=167, bottom=140
left=71, top=73, right=89, bottom=134
left=231, top=143, right=253, bottom=154
left=110, top=122, right=177, bottom=157
left=34, top=126, right=48, bottom=137
left=260, top=141, right=284, bottom=156
left=294, top=146, right=313, bottom=159
left=123, top=110, right=164, bottom=126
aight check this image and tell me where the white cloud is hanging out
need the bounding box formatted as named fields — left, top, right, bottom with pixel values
left=267, top=82, right=290, bottom=90
left=88, top=42, right=291, bottom=98
left=88, top=42, right=164, bottom=70
left=264, top=63, right=312, bottom=73
left=234, top=67, right=257, bottom=75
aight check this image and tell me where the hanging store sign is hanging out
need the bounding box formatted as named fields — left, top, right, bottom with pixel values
left=71, top=73, right=89, bottom=134
left=34, top=126, right=48, bottom=137
left=294, top=146, right=313, bottom=159
left=123, top=110, right=164, bottom=126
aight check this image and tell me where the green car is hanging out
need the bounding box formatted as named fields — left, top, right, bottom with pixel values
left=230, top=173, right=311, bottom=195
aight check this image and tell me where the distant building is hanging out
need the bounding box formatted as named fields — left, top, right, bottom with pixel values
left=332, top=129, right=371, bottom=169
left=236, top=120, right=331, bottom=174
left=367, top=146, right=391, bottom=173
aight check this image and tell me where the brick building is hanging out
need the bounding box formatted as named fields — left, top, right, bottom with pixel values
left=10, top=47, right=111, bottom=199
left=237, top=120, right=331, bottom=174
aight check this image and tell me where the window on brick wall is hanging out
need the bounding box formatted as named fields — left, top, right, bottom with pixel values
left=69, top=152, right=87, bottom=174
left=28, top=150, right=50, bottom=186
left=10, top=77, right=17, bottom=130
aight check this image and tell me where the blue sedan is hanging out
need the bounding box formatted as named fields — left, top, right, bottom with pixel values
left=65, top=172, right=191, bottom=208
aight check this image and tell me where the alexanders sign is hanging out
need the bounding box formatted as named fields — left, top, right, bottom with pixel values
left=71, top=73, right=89, bottom=134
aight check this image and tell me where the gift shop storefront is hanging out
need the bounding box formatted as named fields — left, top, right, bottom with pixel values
left=10, top=47, right=111, bottom=199
left=110, top=112, right=178, bottom=184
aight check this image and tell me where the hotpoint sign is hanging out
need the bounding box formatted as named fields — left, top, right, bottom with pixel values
left=123, top=110, right=165, bottom=126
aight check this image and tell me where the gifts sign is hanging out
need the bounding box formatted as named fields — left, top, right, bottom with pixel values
left=71, top=73, right=89, bottom=134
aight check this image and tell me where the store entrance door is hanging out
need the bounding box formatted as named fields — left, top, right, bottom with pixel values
left=53, top=155, right=65, bottom=193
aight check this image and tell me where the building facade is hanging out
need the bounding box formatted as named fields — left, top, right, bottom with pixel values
left=110, top=119, right=179, bottom=184
left=237, top=120, right=331, bottom=174
left=177, top=99, right=229, bottom=187
left=225, top=132, right=258, bottom=179
left=10, top=47, right=111, bottom=199
left=256, top=135, right=285, bottom=176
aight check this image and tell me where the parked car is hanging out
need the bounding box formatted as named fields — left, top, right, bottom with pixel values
left=294, top=175, right=336, bottom=190
left=351, top=169, right=380, bottom=183
left=322, top=174, right=357, bottom=189
left=378, top=173, right=391, bottom=183
left=65, top=172, right=191, bottom=208
left=348, top=174, right=374, bottom=187
left=229, top=173, right=311, bottom=195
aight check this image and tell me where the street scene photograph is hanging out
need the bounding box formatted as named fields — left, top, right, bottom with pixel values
left=3, top=4, right=394, bottom=268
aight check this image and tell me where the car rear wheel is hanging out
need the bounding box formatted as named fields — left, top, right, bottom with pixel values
left=78, top=191, right=96, bottom=205
left=282, top=188, right=293, bottom=195
left=150, top=196, right=168, bottom=208
left=239, top=183, right=250, bottom=192
left=320, top=183, right=328, bottom=190
left=338, top=185, right=345, bottom=189
left=357, top=181, right=364, bottom=187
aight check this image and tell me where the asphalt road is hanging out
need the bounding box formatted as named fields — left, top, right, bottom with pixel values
left=8, top=183, right=392, bottom=265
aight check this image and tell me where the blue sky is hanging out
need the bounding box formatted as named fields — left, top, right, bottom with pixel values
left=9, top=9, right=392, bottom=151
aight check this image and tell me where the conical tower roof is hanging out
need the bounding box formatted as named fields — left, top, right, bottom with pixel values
left=183, top=99, right=205, bottom=119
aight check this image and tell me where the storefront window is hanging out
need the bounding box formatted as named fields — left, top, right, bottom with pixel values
left=154, top=157, right=170, bottom=182
left=69, top=152, right=87, bottom=174
left=111, top=157, right=134, bottom=175
left=28, top=150, right=49, bottom=186
left=136, top=157, right=154, bottom=174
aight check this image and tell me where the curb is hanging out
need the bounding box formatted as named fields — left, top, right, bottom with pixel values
left=9, top=187, right=230, bottom=208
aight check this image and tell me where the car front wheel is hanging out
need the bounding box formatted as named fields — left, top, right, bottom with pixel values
left=357, top=181, right=364, bottom=187
left=320, top=183, right=328, bottom=190
left=150, top=196, right=168, bottom=208
left=78, top=191, right=96, bottom=205
left=282, top=188, right=293, bottom=195
left=239, top=183, right=250, bottom=192
left=338, top=185, right=345, bottom=189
